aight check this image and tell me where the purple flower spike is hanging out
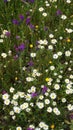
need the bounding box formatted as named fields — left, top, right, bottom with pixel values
left=18, top=43, right=25, bottom=51
left=56, top=10, right=62, bottom=16
left=19, top=14, right=24, bottom=21
left=42, top=86, right=48, bottom=94
left=31, top=92, right=38, bottom=98
left=12, top=19, right=19, bottom=25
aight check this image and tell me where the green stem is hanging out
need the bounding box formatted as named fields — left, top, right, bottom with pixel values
left=70, top=120, right=73, bottom=130
left=19, top=55, right=23, bottom=79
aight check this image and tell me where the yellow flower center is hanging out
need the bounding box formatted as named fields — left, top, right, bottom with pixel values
left=17, top=128, right=21, bottom=130
left=50, top=124, right=55, bottom=129
left=49, top=61, right=52, bottom=64
left=35, top=25, right=39, bottom=28
left=15, top=77, right=18, bottom=81
left=30, top=44, right=33, bottom=48
left=45, top=78, right=50, bottom=82
left=67, top=38, right=71, bottom=42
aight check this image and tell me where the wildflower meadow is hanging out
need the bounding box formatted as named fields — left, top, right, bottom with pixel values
left=0, top=0, right=73, bottom=130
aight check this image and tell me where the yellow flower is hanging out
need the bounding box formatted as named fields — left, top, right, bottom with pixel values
left=35, top=25, right=39, bottom=29
left=30, top=44, right=33, bottom=48
left=50, top=124, right=55, bottom=129
left=49, top=61, right=52, bottom=64
left=67, top=38, right=71, bottom=42
left=45, top=78, right=50, bottom=82
left=15, top=77, right=18, bottom=81
left=17, top=128, right=21, bottom=130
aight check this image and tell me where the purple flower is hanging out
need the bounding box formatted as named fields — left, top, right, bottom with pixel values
left=14, top=43, right=25, bottom=52
left=70, top=114, right=73, bottom=120
left=42, top=86, right=48, bottom=94
left=18, top=43, right=25, bottom=51
left=27, top=128, right=34, bottom=130
left=19, top=14, right=24, bottom=21
left=29, top=0, right=34, bottom=3
left=31, top=92, right=38, bottom=98
left=36, top=40, right=39, bottom=45
left=14, top=45, right=19, bottom=51
left=44, top=26, right=48, bottom=31
left=29, top=24, right=34, bottom=30
left=16, top=35, right=20, bottom=39
left=4, top=0, right=7, bottom=2
left=12, top=19, right=19, bottom=25
left=5, top=31, right=11, bottom=37
left=14, top=55, right=19, bottom=60
left=2, top=90, right=7, bottom=94
left=56, top=10, right=62, bottom=16
left=28, top=60, right=34, bottom=66
left=26, top=17, right=31, bottom=25
left=26, top=11, right=30, bottom=16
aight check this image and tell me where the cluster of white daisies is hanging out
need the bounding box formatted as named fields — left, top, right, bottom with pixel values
left=0, top=0, right=73, bottom=130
